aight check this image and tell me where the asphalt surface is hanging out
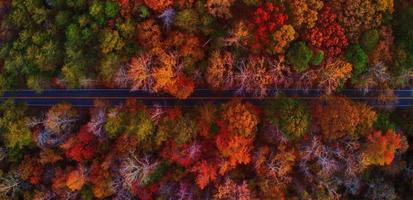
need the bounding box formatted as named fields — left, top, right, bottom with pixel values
left=0, top=89, right=412, bottom=108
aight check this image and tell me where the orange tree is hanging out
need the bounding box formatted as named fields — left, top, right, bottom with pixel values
left=361, top=129, right=402, bottom=167
left=312, top=96, right=377, bottom=141
left=216, top=100, right=260, bottom=175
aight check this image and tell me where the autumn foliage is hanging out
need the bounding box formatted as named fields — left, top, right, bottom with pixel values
left=250, top=3, right=289, bottom=53
left=144, top=0, right=173, bottom=12
left=304, top=7, right=348, bottom=57
left=2, top=0, right=413, bottom=199
left=313, top=96, right=377, bottom=140
left=62, top=125, right=98, bottom=162
left=0, top=0, right=408, bottom=99
left=362, top=129, right=402, bottom=167
left=1, top=96, right=413, bottom=199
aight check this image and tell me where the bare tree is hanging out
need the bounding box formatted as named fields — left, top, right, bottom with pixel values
left=0, top=172, right=21, bottom=198
left=119, top=154, right=159, bottom=189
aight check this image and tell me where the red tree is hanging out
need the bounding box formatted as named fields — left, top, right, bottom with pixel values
left=362, top=129, right=402, bottom=167
left=304, top=6, right=348, bottom=57
left=250, top=2, right=288, bottom=52
left=64, top=125, right=97, bottom=162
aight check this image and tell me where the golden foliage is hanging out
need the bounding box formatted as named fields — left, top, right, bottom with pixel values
left=222, top=100, right=259, bottom=137
left=376, top=0, right=394, bottom=13
left=66, top=170, right=85, bottom=191
left=289, top=0, right=324, bottom=29
left=206, top=50, right=234, bottom=90
left=271, top=25, right=296, bottom=54
left=317, top=59, right=353, bottom=95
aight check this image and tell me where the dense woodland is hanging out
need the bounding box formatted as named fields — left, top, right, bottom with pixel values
left=0, top=97, right=412, bottom=199
left=0, top=0, right=412, bottom=98
left=1, top=0, right=413, bottom=199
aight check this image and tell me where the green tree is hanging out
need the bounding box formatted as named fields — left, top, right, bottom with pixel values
left=345, top=45, right=368, bottom=81
left=99, top=29, right=125, bottom=54
left=126, top=111, right=154, bottom=142
left=104, top=107, right=126, bottom=138
left=311, top=49, right=324, bottom=66
left=264, top=98, right=311, bottom=140
left=394, top=7, right=413, bottom=71
left=89, top=0, right=105, bottom=25
left=173, top=116, right=197, bottom=146
left=0, top=100, right=31, bottom=149
left=104, top=1, right=119, bottom=19
left=99, top=53, right=121, bottom=83
left=361, top=29, right=379, bottom=53
left=286, top=41, right=313, bottom=72
left=374, top=112, right=396, bottom=132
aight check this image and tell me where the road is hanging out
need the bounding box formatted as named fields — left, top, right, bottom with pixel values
left=0, top=89, right=412, bottom=108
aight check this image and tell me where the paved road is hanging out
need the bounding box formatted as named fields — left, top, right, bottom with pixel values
left=0, top=89, right=412, bottom=108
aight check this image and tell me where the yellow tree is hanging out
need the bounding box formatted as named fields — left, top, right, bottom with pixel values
left=317, top=59, right=353, bottom=95
left=271, top=25, right=297, bottom=54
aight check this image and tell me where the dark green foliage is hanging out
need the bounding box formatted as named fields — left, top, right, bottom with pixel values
left=139, top=5, right=150, bottom=19
left=264, top=98, right=311, bottom=140
left=311, top=49, right=324, bottom=66
left=392, top=107, right=413, bottom=136
left=345, top=45, right=368, bottom=80
left=394, top=7, right=413, bottom=71
left=374, top=112, right=396, bottom=132
left=361, top=29, right=379, bottom=53
left=6, top=146, right=25, bottom=165
left=144, top=162, right=169, bottom=187
left=104, top=1, right=119, bottom=19
left=286, top=41, right=313, bottom=72
left=55, top=11, right=72, bottom=28
left=66, top=0, right=87, bottom=9
left=0, top=0, right=136, bottom=90
left=80, top=185, right=94, bottom=200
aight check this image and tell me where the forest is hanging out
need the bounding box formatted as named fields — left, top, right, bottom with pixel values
left=0, top=0, right=413, bottom=199
left=0, top=0, right=412, bottom=98
left=0, top=97, right=412, bottom=199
